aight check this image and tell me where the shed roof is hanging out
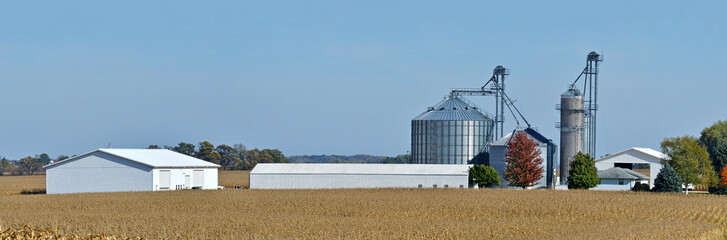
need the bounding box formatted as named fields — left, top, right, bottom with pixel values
left=490, top=129, right=545, bottom=147
left=595, top=147, right=668, bottom=163
left=45, top=149, right=220, bottom=168
left=251, top=163, right=470, bottom=175
left=597, top=167, right=649, bottom=180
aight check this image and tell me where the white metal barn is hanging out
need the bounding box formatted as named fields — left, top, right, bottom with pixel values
left=595, top=147, right=666, bottom=189
left=45, top=148, right=220, bottom=194
left=250, top=163, right=470, bottom=189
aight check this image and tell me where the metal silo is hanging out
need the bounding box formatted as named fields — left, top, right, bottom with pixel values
left=556, top=88, right=584, bottom=182
left=411, top=96, right=495, bottom=164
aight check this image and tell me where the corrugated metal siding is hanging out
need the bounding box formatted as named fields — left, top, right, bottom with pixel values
left=46, top=152, right=153, bottom=194
left=250, top=164, right=470, bottom=189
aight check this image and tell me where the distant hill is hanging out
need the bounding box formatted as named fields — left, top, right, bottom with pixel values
left=288, top=154, right=385, bottom=164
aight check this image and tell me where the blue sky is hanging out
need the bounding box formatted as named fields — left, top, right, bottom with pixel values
left=1, top=1, right=726, bottom=160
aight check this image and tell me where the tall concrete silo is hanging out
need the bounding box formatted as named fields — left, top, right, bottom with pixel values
left=411, top=96, right=495, bottom=164
left=556, top=88, right=584, bottom=182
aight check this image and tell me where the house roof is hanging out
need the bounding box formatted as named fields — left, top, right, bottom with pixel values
left=251, top=163, right=470, bottom=175
left=595, top=147, right=668, bottom=163
left=44, top=148, right=220, bottom=168
left=598, top=167, right=649, bottom=180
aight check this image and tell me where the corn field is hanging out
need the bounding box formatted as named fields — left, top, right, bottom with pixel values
left=1, top=187, right=726, bottom=239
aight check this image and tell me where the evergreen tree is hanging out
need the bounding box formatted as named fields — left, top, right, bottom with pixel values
left=567, top=152, right=599, bottom=189
left=504, top=131, right=544, bottom=189
left=653, top=164, right=682, bottom=192
left=196, top=141, right=221, bottom=164
left=469, top=165, right=499, bottom=188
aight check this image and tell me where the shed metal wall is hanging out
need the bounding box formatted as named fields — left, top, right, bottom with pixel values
left=46, top=152, right=153, bottom=194
left=250, top=173, right=468, bottom=189
left=151, top=168, right=218, bottom=190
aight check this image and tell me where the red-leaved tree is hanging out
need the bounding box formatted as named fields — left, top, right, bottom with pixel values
left=504, top=131, right=544, bottom=189
left=719, top=166, right=727, bottom=187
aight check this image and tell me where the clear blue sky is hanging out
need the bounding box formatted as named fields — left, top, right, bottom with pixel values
left=1, top=1, right=726, bottom=160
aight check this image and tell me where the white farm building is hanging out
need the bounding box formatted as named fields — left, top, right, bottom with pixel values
left=44, top=148, right=220, bottom=194
left=595, top=147, right=666, bottom=189
left=250, top=163, right=470, bottom=189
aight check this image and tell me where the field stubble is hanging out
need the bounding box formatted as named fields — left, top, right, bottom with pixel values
left=1, top=187, right=726, bottom=239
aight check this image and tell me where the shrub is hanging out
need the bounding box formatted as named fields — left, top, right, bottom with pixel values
left=469, top=165, right=500, bottom=188
left=632, top=182, right=650, bottom=192
left=708, top=186, right=727, bottom=195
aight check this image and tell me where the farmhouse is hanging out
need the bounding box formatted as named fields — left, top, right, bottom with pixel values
left=44, top=148, right=219, bottom=194
left=592, top=167, right=649, bottom=191
left=595, top=147, right=666, bottom=189
left=250, top=163, right=470, bottom=189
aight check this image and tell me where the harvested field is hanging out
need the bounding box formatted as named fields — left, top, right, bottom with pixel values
left=218, top=170, right=250, bottom=188
left=0, top=175, right=45, bottom=195
left=1, top=188, right=726, bottom=239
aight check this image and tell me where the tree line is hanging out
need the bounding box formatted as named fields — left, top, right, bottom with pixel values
left=0, top=142, right=290, bottom=175
left=151, top=141, right=290, bottom=170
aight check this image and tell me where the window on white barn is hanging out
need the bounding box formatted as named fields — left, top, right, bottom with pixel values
left=619, top=179, right=625, bottom=185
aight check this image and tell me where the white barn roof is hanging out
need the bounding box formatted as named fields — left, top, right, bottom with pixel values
left=596, top=147, right=668, bottom=163
left=598, top=167, right=649, bottom=180
left=45, top=148, right=220, bottom=168
left=251, top=163, right=470, bottom=175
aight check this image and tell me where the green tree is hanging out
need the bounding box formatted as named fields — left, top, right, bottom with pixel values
left=196, top=141, right=221, bottom=164
left=0, top=157, right=9, bottom=176
left=56, top=155, right=69, bottom=161
left=233, top=144, right=247, bottom=167
left=382, top=154, right=411, bottom=164
left=699, top=120, right=727, bottom=174
left=244, top=148, right=273, bottom=169
left=17, top=156, right=42, bottom=175
left=216, top=144, right=243, bottom=170
left=567, top=152, right=599, bottom=189
left=469, top=165, right=500, bottom=188
left=504, top=131, right=544, bottom=189
left=147, top=145, right=161, bottom=149
left=653, top=164, right=682, bottom=192
left=38, top=153, right=51, bottom=165
left=661, top=136, right=718, bottom=190
left=172, top=142, right=196, bottom=156
left=262, top=149, right=290, bottom=163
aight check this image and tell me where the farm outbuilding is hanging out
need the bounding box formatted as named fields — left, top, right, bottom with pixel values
left=595, top=147, right=666, bottom=189
left=488, top=128, right=557, bottom=188
left=592, top=167, right=649, bottom=191
left=44, top=148, right=220, bottom=194
left=250, top=163, right=470, bottom=189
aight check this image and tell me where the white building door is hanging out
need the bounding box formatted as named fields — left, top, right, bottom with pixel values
left=193, top=170, right=204, bottom=187
left=159, top=170, right=170, bottom=190
left=184, top=175, right=191, bottom=189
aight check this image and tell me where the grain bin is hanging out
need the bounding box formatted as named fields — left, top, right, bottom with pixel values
left=556, top=88, right=584, bottom=182
left=411, top=96, right=495, bottom=164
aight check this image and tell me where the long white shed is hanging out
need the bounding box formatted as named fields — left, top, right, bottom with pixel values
left=44, top=148, right=220, bottom=194
left=250, top=163, right=471, bottom=189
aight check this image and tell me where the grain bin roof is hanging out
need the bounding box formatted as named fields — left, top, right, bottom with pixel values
left=45, top=148, right=220, bottom=168
left=413, top=96, right=493, bottom=121
left=251, top=163, right=470, bottom=175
